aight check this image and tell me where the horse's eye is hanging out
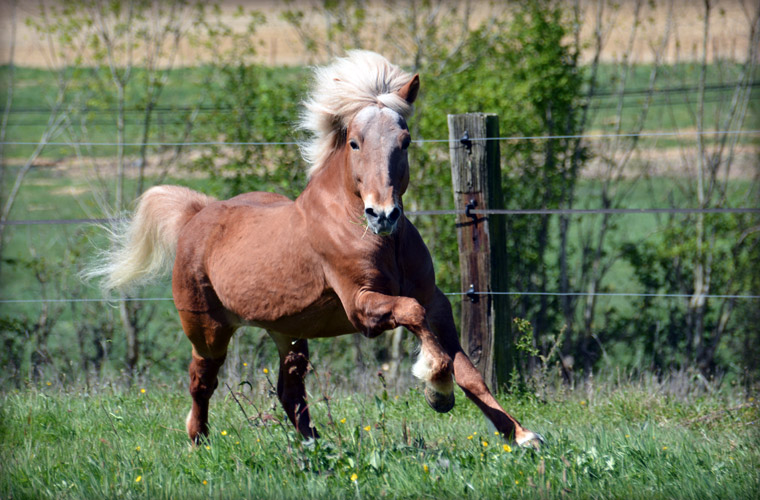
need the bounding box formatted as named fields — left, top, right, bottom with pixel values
left=401, top=136, right=411, bottom=150
left=349, top=140, right=360, bottom=150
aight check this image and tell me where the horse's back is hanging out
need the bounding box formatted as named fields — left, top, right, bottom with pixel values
left=226, top=191, right=293, bottom=208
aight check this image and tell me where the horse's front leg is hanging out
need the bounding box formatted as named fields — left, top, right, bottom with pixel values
left=269, top=332, right=319, bottom=440
left=427, top=288, right=543, bottom=447
left=353, top=291, right=455, bottom=413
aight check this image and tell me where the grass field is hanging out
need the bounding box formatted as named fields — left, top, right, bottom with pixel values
left=1, top=379, right=758, bottom=499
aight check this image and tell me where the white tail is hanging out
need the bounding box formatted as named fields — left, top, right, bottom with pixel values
left=85, top=185, right=215, bottom=293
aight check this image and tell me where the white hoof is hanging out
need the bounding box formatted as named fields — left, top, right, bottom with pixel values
left=516, top=430, right=545, bottom=448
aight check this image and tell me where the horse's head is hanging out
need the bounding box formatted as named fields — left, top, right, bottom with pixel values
left=346, top=74, right=419, bottom=236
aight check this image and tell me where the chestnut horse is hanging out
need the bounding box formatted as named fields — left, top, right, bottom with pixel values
left=90, top=51, right=541, bottom=447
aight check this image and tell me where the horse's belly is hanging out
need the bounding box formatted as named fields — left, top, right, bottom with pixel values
left=245, top=290, right=357, bottom=338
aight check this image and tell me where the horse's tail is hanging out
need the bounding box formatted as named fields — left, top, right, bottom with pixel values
left=86, top=185, right=216, bottom=293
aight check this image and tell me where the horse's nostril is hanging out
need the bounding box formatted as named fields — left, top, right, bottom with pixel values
left=365, top=207, right=377, bottom=219
left=388, top=207, right=401, bottom=222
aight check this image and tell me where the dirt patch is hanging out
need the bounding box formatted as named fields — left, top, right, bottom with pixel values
left=582, top=144, right=759, bottom=179
left=1, top=0, right=753, bottom=68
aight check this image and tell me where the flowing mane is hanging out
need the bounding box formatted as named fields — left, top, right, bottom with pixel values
left=299, top=50, right=416, bottom=177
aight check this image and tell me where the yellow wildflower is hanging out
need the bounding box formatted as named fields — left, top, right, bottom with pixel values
left=221, top=430, right=227, bottom=436
left=580, top=401, right=586, bottom=405
left=340, top=418, right=346, bottom=424
left=423, top=464, right=429, bottom=473
left=482, top=441, right=488, bottom=447
left=135, top=446, right=141, bottom=452
left=350, top=473, right=358, bottom=482
left=662, top=446, right=668, bottom=450
left=46, top=382, right=51, bottom=386
left=243, top=362, right=248, bottom=367
left=203, top=480, right=208, bottom=485
left=205, top=445, right=210, bottom=450
left=503, top=444, right=512, bottom=452
left=135, top=476, right=142, bottom=483
left=625, top=434, right=630, bottom=438
left=467, top=435, right=473, bottom=440
left=263, top=368, right=269, bottom=374
left=363, top=425, right=371, bottom=431
left=494, top=431, right=500, bottom=436
left=515, top=480, right=519, bottom=485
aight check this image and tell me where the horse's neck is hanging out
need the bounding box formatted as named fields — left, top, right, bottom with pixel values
left=296, top=150, right=363, bottom=219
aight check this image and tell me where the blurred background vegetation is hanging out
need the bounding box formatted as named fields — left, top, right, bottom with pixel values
left=0, top=0, right=758, bottom=396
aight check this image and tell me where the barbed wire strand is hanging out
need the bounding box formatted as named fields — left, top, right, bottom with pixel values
left=2, top=129, right=758, bottom=147
left=5, top=81, right=759, bottom=115
left=1, top=291, right=759, bottom=304
left=3, top=207, right=759, bottom=226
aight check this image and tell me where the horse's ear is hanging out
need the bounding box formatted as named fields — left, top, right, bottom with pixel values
left=397, top=74, right=420, bottom=105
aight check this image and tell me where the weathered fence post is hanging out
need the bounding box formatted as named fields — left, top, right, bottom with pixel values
left=447, top=113, right=512, bottom=390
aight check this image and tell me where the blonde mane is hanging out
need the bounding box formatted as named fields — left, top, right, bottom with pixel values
left=299, top=50, right=416, bottom=177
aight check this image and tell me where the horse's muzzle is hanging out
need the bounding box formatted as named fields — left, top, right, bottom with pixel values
left=365, top=206, right=401, bottom=236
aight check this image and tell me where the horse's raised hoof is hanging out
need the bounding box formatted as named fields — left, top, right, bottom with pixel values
left=424, top=386, right=455, bottom=413
left=516, top=430, right=545, bottom=450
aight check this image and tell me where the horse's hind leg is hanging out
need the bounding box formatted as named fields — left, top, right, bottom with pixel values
left=269, top=332, right=319, bottom=439
left=179, top=310, right=235, bottom=444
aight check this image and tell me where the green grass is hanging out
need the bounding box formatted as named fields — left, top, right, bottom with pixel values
left=1, top=381, right=758, bottom=499
left=2, top=62, right=757, bottom=160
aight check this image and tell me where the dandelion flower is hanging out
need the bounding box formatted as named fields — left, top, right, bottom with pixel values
left=221, top=430, right=227, bottom=436
left=515, top=480, right=519, bottom=485
left=135, top=476, right=142, bottom=483
left=503, top=444, right=512, bottom=452
left=203, top=480, right=208, bottom=485
left=135, top=446, right=141, bottom=452
left=423, top=464, right=429, bottom=473
left=482, top=441, right=488, bottom=447
left=580, top=401, right=586, bottom=405
left=205, top=445, right=210, bottom=450
left=625, top=434, right=630, bottom=438
left=467, top=435, right=473, bottom=440
left=662, top=446, right=668, bottom=450
left=494, top=431, right=500, bottom=436
left=350, top=473, right=358, bottom=482
left=263, top=368, right=269, bottom=374
left=363, top=425, right=371, bottom=431
left=340, top=418, right=346, bottom=424
left=235, top=441, right=240, bottom=445
left=140, top=388, right=146, bottom=394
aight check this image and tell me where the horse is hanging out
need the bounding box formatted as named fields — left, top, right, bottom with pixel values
left=89, top=50, right=542, bottom=447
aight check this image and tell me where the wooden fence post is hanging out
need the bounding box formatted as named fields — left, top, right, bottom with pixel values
left=447, top=113, right=512, bottom=390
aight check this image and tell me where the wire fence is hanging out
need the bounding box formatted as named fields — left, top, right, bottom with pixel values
left=2, top=125, right=757, bottom=304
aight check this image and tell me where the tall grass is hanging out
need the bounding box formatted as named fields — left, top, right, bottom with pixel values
left=1, top=375, right=757, bottom=499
